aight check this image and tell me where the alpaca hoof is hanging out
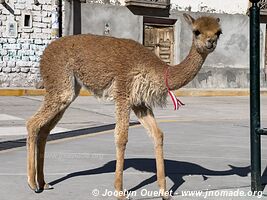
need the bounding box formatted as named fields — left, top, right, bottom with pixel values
left=44, top=183, right=53, bottom=190
left=162, top=196, right=173, bottom=200
left=118, top=197, right=131, bottom=200
left=117, top=195, right=132, bottom=200
left=34, top=188, right=43, bottom=193
left=28, top=183, right=41, bottom=193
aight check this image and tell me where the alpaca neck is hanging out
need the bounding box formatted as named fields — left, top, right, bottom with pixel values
left=167, top=41, right=208, bottom=90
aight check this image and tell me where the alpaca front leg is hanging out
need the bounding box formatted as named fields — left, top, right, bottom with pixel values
left=114, top=136, right=128, bottom=200
left=114, top=103, right=130, bottom=200
left=153, top=131, right=170, bottom=200
left=132, top=106, right=172, bottom=200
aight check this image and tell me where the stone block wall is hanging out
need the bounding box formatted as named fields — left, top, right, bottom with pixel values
left=0, top=0, right=55, bottom=87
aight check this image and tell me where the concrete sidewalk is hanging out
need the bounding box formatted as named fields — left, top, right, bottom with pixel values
left=0, top=96, right=267, bottom=199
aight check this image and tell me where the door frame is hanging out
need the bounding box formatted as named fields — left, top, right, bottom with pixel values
left=143, top=17, right=177, bottom=65
left=143, top=16, right=177, bottom=43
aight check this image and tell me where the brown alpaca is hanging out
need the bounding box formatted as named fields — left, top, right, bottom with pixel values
left=27, top=13, right=221, bottom=199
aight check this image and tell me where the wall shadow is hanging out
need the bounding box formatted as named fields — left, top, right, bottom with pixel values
left=49, top=158, right=250, bottom=194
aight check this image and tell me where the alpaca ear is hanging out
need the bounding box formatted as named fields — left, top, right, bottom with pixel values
left=183, top=13, right=195, bottom=25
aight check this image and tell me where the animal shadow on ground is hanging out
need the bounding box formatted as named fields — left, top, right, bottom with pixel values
left=49, top=158, right=250, bottom=194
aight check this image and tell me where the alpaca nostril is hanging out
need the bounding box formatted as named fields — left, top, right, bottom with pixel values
left=207, top=44, right=213, bottom=49
left=207, top=39, right=214, bottom=44
left=206, top=42, right=213, bottom=49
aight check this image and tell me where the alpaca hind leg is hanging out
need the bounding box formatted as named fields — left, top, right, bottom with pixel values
left=114, top=102, right=130, bottom=200
left=37, top=82, right=80, bottom=190
left=132, top=105, right=172, bottom=200
left=27, top=89, right=78, bottom=192
left=36, top=109, right=66, bottom=190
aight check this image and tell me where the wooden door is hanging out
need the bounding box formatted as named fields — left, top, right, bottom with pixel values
left=144, top=25, right=174, bottom=65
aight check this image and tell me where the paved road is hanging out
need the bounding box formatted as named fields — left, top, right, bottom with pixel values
left=0, top=96, right=267, bottom=199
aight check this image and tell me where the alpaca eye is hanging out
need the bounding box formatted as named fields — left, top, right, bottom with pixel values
left=193, top=30, right=201, bottom=37
left=216, top=30, right=222, bottom=37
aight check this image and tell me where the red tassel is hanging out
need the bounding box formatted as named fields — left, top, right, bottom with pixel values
left=165, top=68, right=185, bottom=110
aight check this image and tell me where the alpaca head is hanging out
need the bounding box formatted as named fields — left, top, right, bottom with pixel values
left=183, top=13, right=222, bottom=54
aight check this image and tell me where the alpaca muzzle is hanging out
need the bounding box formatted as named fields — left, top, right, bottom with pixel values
left=206, top=39, right=217, bottom=50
